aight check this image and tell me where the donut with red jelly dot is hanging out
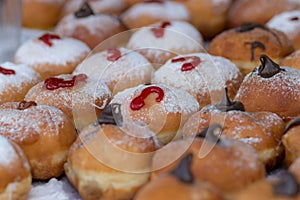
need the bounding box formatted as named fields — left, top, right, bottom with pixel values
left=267, top=10, right=300, bottom=50
left=0, top=62, right=42, bottom=105
left=73, top=47, right=154, bottom=95
left=60, top=0, right=126, bottom=18
left=0, top=101, right=77, bottom=180
left=127, top=20, right=204, bottom=67
left=55, top=2, right=127, bottom=49
left=65, top=104, right=160, bottom=200
left=14, top=33, right=90, bottom=79
left=111, top=84, right=199, bottom=144
left=24, top=73, right=112, bottom=129
left=151, top=125, right=266, bottom=198
left=208, top=23, right=294, bottom=76
left=152, top=53, right=243, bottom=107
left=120, top=0, right=190, bottom=29
left=182, top=88, right=285, bottom=170
left=235, top=55, right=300, bottom=121
left=135, top=154, right=224, bottom=200
left=0, top=135, right=31, bottom=200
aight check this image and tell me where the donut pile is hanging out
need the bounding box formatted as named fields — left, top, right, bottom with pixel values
left=1, top=0, right=299, bottom=199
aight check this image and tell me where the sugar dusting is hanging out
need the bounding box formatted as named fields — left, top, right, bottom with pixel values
left=0, top=135, right=19, bottom=167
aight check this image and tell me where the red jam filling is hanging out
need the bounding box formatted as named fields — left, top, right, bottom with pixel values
left=0, top=66, right=15, bottom=75
left=130, top=86, right=164, bottom=110
left=171, top=56, right=201, bottom=71
left=290, top=16, right=299, bottom=21
left=38, top=33, right=61, bottom=46
left=44, top=74, right=87, bottom=90
left=107, top=49, right=121, bottom=61
left=151, top=21, right=171, bottom=38
left=17, top=101, right=37, bottom=110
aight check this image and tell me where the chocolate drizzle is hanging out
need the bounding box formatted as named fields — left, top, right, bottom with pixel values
left=196, top=124, right=222, bottom=144
left=215, top=88, right=245, bottom=112
left=97, top=103, right=123, bottom=126
left=272, top=170, right=300, bottom=197
left=17, top=101, right=37, bottom=110
left=244, top=41, right=266, bottom=61
left=170, top=153, right=194, bottom=184
left=283, top=117, right=300, bottom=134
left=257, top=54, right=284, bottom=78
left=74, top=2, right=94, bottom=18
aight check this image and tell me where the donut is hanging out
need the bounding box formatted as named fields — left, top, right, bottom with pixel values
left=134, top=154, right=223, bottom=200
left=127, top=20, right=204, bottom=67
left=235, top=55, right=300, bottom=121
left=282, top=117, right=300, bottom=166
left=235, top=170, right=300, bottom=200
left=0, top=62, right=42, bottom=105
left=55, top=2, right=127, bottom=49
left=60, top=0, right=126, bottom=18
left=120, top=0, right=190, bottom=29
left=0, top=101, right=77, bottom=180
left=280, top=49, right=300, bottom=70
left=151, top=53, right=243, bottom=107
left=65, top=104, right=161, bottom=200
left=24, top=73, right=112, bottom=130
left=121, top=0, right=144, bottom=7
left=227, top=0, right=300, bottom=28
left=208, top=23, right=294, bottom=76
left=73, top=47, right=154, bottom=95
left=22, top=0, right=66, bottom=29
left=111, top=84, right=200, bottom=144
left=175, top=0, right=233, bottom=39
left=267, top=10, right=300, bottom=50
left=289, top=157, right=300, bottom=182
left=14, top=33, right=91, bottom=79
left=182, top=88, right=285, bottom=170
left=0, top=135, right=31, bottom=200
left=151, top=124, right=266, bottom=198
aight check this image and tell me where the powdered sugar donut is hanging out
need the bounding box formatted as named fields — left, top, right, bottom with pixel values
left=14, top=33, right=90, bottom=79
left=0, top=101, right=76, bottom=180
left=267, top=10, right=300, bottom=50
left=280, top=49, right=300, bottom=70
left=73, top=47, right=154, bottom=95
left=60, top=0, right=126, bottom=18
left=0, top=62, right=42, bottom=105
left=152, top=53, right=243, bottom=107
left=24, top=74, right=112, bottom=129
left=111, top=84, right=200, bottom=144
left=120, top=0, right=190, bottom=29
left=55, top=2, right=127, bottom=49
left=127, top=20, right=204, bottom=67
left=0, top=135, right=31, bottom=200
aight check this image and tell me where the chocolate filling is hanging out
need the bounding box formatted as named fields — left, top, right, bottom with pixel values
left=97, top=103, right=123, bottom=126
left=283, top=117, right=300, bottom=134
left=74, top=2, right=94, bottom=18
left=257, top=54, right=284, bottom=78
left=170, top=153, right=194, bottom=184
left=244, top=41, right=266, bottom=61
left=273, top=170, right=300, bottom=197
left=196, top=124, right=222, bottom=144
left=215, top=88, right=245, bottom=112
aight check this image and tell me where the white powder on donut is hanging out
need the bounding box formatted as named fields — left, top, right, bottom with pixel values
left=0, top=135, right=18, bottom=167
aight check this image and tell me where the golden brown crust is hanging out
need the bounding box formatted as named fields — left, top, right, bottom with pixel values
left=283, top=126, right=300, bottom=166
left=208, top=27, right=294, bottom=75
left=280, top=50, right=300, bottom=70
left=0, top=102, right=77, bottom=179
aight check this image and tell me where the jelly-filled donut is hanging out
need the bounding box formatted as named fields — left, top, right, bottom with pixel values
left=0, top=62, right=42, bottom=105
left=127, top=20, right=204, bottom=67
left=208, top=23, right=294, bottom=75
left=182, top=88, right=285, bottom=170
left=14, top=33, right=90, bottom=79
left=235, top=55, right=300, bottom=121
left=73, top=47, right=154, bottom=95
left=111, top=84, right=199, bottom=144
left=25, top=74, right=112, bottom=129
left=0, top=101, right=76, bottom=180
left=152, top=53, right=243, bottom=107
left=0, top=135, right=31, bottom=200
left=65, top=104, right=161, bottom=200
